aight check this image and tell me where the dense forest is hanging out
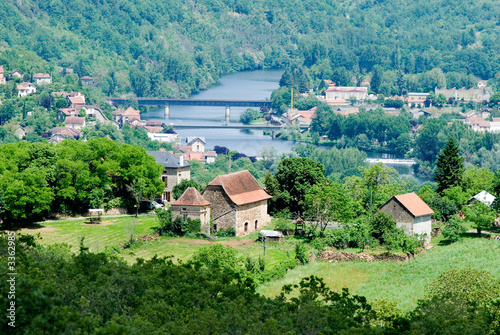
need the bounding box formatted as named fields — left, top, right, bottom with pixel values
left=0, top=0, right=499, bottom=98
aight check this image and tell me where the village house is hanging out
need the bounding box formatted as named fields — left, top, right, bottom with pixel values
left=33, top=73, right=52, bottom=85
left=325, top=87, right=368, bottom=103
left=406, top=93, right=428, bottom=106
left=80, top=76, right=93, bottom=85
left=58, top=68, right=74, bottom=76
left=468, top=116, right=490, bottom=132
left=112, top=107, right=141, bottom=128
left=409, top=108, right=431, bottom=119
left=469, top=190, right=496, bottom=208
left=0, top=66, right=6, bottom=85
left=201, top=170, right=271, bottom=237
left=68, top=95, right=86, bottom=110
left=491, top=118, right=500, bottom=133
left=146, top=150, right=191, bottom=203
left=49, top=127, right=81, bottom=143
left=17, top=82, right=37, bottom=97
left=80, top=106, right=107, bottom=122
left=174, top=136, right=217, bottom=163
left=7, top=69, right=22, bottom=79
left=171, top=187, right=212, bottom=235
left=186, top=137, right=206, bottom=152
left=380, top=192, right=434, bottom=243
left=64, top=116, right=86, bottom=130
left=56, top=108, right=80, bottom=122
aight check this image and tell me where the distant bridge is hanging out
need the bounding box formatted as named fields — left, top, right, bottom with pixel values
left=170, top=124, right=308, bottom=131
left=106, top=98, right=272, bottom=122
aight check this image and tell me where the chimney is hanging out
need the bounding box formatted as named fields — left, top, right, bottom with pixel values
left=179, top=155, right=184, bottom=166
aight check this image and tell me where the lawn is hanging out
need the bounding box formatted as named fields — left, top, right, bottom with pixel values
left=18, top=215, right=500, bottom=312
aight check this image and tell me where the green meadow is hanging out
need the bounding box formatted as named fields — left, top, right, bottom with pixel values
left=20, top=215, right=500, bottom=312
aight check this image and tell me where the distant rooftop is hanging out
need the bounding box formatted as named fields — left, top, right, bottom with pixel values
left=146, top=150, right=190, bottom=168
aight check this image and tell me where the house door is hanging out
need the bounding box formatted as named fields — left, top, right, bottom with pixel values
left=244, top=222, right=248, bottom=233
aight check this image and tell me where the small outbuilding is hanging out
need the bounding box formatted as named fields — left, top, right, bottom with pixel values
left=171, top=187, right=211, bottom=235
left=469, top=190, right=496, bottom=208
left=380, top=192, right=434, bottom=243
left=259, top=230, right=284, bottom=243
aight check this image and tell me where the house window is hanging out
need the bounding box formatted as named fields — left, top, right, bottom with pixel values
left=162, top=176, right=168, bottom=186
left=166, top=192, right=171, bottom=202
left=244, top=222, right=248, bottom=233
left=183, top=214, right=188, bottom=221
left=255, top=220, right=258, bottom=230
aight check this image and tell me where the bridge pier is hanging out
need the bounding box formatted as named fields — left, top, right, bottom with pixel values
left=225, top=106, right=230, bottom=123
left=164, top=105, right=170, bottom=119
left=271, top=130, right=276, bottom=139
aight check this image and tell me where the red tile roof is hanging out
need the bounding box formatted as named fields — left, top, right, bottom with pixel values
left=393, top=193, right=434, bottom=217
left=207, top=170, right=271, bottom=205
left=65, top=116, right=85, bottom=124
left=68, top=96, right=85, bottom=104
left=172, top=187, right=211, bottom=206
left=33, top=73, right=51, bottom=78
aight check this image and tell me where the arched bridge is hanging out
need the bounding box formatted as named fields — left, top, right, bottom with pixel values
left=106, top=98, right=272, bottom=122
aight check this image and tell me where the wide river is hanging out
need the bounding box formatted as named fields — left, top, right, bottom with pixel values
left=141, top=70, right=422, bottom=181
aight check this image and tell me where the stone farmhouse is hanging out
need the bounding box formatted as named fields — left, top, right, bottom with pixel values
left=202, top=170, right=271, bottom=237
left=112, top=107, right=141, bottom=128
left=171, top=187, right=212, bottom=235
left=380, top=192, right=434, bottom=243
left=147, top=150, right=191, bottom=203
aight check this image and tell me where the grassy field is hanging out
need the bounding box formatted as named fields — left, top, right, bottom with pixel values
left=18, top=215, right=500, bottom=312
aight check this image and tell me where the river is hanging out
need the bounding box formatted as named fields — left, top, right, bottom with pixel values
left=140, top=70, right=425, bottom=182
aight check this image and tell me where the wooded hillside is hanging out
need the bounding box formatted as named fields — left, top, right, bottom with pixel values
left=0, top=0, right=498, bottom=97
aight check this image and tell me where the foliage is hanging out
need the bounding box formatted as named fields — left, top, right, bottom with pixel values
left=434, top=137, right=465, bottom=194
left=239, top=108, right=259, bottom=125
left=383, top=228, right=422, bottom=254
left=323, top=228, right=350, bottom=249
left=216, top=227, right=236, bottom=237
left=171, top=179, right=203, bottom=200
left=295, top=243, right=309, bottom=265
left=368, top=211, right=397, bottom=242
left=442, top=217, right=468, bottom=243
left=464, top=202, right=497, bottom=235
left=271, top=157, right=325, bottom=214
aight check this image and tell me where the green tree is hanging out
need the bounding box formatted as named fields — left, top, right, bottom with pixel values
left=274, top=158, right=325, bottom=213
left=464, top=202, right=496, bottom=235
left=172, top=179, right=203, bottom=200
left=434, top=138, right=464, bottom=194
left=240, top=108, right=257, bottom=124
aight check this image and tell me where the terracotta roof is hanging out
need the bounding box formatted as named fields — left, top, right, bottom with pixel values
left=68, top=96, right=85, bottom=104
left=124, top=106, right=140, bottom=115
left=33, top=73, right=51, bottom=78
left=80, top=76, right=92, bottom=80
left=492, top=118, right=500, bottom=122
left=393, top=193, right=434, bottom=217
left=0, top=65, right=3, bottom=73
left=172, top=187, right=211, bottom=206
left=145, top=126, right=163, bottom=133
left=146, top=120, right=162, bottom=126
left=207, top=170, right=271, bottom=205
left=65, top=116, right=85, bottom=124
left=204, top=151, right=217, bottom=157
left=326, top=87, right=367, bottom=93
left=17, top=82, right=34, bottom=89
left=59, top=108, right=79, bottom=116
left=51, top=127, right=81, bottom=138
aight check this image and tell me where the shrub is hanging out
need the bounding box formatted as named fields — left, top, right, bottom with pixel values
left=217, top=227, right=236, bottom=237
left=295, top=243, right=309, bottom=265
left=310, top=238, right=328, bottom=255
left=383, top=228, right=422, bottom=254
left=442, top=217, right=467, bottom=242
left=347, top=222, right=374, bottom=249
left=185, top=218, right=201, bottom=234
left=324, top=228, right=349, bottom=249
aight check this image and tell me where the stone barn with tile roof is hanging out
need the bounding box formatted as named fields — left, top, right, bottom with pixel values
left=172, top=187, right=211, bottom=235
left=380, top=192, right=434, bottom=243
left=202, top=170, right=271, bottom=237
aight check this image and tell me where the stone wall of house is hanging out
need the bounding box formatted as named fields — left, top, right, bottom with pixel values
left=380, top=198, right=414, bottom=235
left=172, top=205, right=211, bottom=235
left=202, top=185, right=237, bottom=231
left=235, top=200, right=269, bottom=237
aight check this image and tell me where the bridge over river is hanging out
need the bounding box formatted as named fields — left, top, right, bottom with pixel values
left=106, top=98, right=272, bottom=122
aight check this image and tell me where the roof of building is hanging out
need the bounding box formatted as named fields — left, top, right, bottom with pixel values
left=172, top=187, right=211, bottom=206
left=187, top=136, right=205, bottom=145
left=390, top=192, right=434, bottom=217
left=471, top=190, right=496, bottom=207
left=17, top=82, right=35, bottom=89
left=80, top=76, right=92, bottom=80
left=146, top=150, right=190, bottom=168
left=65, top=116, right=85, bottom=124
left=207, top=170, right=271, bottom=205
left=33, top=73, right=51, bottom=78
left=0, top=65, right=3, bottom=73
left=326, top=86, right=368, bottom=93
left=59, top=108, right=79, bottom=116
left=68, top=96, right=85, bottom=104
left=51, top=127, right=81, bottom=138
left=145, top=120, right=162, bottom=126
left=260, top=230, right=284, bottom=238
left=145, top=126, right=163, bottom=133
left=492, top=118, right=500, bottom=122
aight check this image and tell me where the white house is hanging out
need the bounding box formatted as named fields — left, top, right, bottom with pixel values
left=33, top=73, right=52, bottom=85
left=17, top=82, right=37, bottom=97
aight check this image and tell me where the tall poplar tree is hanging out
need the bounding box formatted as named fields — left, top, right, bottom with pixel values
left=434, top=138, right=464, bottom=194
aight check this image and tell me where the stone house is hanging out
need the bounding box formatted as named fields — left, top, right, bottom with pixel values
left=8, top=69, right=22, bottom=79
left=33, top=73, right=52, bottom=85
left=171, top=187, right=211, bottom=235
left=17, top=82, right=37, bottom=97
left=68, top=95, right=86, bottom=110
left=146, top=150, right=191, bottom=203
left=202, top=170, right=271, bottom=237
left=186, top=137, right=205, bottom=152
left=112, top=106, right=141, bottom=128
left=380, top=192, right=434, bottom=243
